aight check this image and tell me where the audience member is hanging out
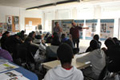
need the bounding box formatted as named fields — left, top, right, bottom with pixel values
left=104, top=38, right=120, bottom=72
left=17, top=37, right=36, bottom=70
left=0, top=47, right=13, bottom=62
left=28, top=31, right=36, bottom=41
left=17, top=37, right=35, bottom=63
left=93, top=34, right=102, bottom=48
left=46, top=32, right=61, bottom=61
left=77, top=40, right=106, bottom=80
left=51, top=32, right=61, bottom=46
left=86, top=39, right=100, bottom=52
left=112, top=37, right=120, bottom=46
left=5, top=34, right=23, bottom=60
left=61, top=33, right=79, bottom=54
left=44, top=43, right=84, bottom=80
left=17, top=30, right=25, bottom=40
left=0, top=31, right=10, bottom=50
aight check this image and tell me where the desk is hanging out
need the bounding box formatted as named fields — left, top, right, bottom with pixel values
left=14, top=66, right=38, bottom=80
left=42, top=53, right=90, bottom=70
left=0, top=58, right=38, bottom=80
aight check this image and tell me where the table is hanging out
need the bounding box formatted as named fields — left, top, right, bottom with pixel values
left=14, top=67, right=38, bottom=80
left=0, top=58, right=38, bottom=80
left=42, top=52, right=91, bottom=70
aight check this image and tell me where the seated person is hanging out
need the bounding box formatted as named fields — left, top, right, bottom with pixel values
left=5, top=34, right=23, bottom=60
left=33, top=35, right=42, bottom=44
left=104, top=38, right=120, bottom=72
left=46, top=33, right=61, bottom=61
left=28, top=31, right=36, bottom=41
left=61, top=33, right=79, bottom=54
left=46, top=45, right=58, bottom=61
left=17, top=30, right=25, bottom=41
left=86, top=39, right=100, bottom=52
left=44, top=43, right=84, bottom=80
left=17, top=38, right=36, bottom=70
left=51, top=32, right=61, bottom=46
left=0, top=47, right=13, bottom=62
left=77, top=40, right=106, bottom=80
left=93, top=34, right=102, bottom=48
left=112, top=37, right=120, bottom=46
left=0, top=31, right=10, bottom=50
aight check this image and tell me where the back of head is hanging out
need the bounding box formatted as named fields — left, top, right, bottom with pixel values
left=57, top=43, right=73, bottom=65
left=105, top=38, right=115, bottom=48
left=52, top=32, right=60, bottom=46
left=90, top=40, right=99, bottom=51
left=93, top=34, right=99, bottom=41
left=2, top=31, right=9, bottom=37
left=55, top=22, right=58, bottom=26
left=25, top=37, right=32, bottom=44
left=61, top=34, right=66, bottom=40
left=21, top=30, right=25, bottom=34
left=28, top=31, right=35, bottom=38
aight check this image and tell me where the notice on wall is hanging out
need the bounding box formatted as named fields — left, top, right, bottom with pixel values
left=7, top=16, right=12, bottom=25
left=100, top=19, right=114, bottom=40
left=29, top=21, right=32, bottom=26
left=0, top=23, right=3, bottom=36
left=7, top=24, right=12, bottom=32
left=0, top=23, right=9, bottom=35
left=74, top=20, right=84, bottom=39
left=15, top=24, right=19, bottom=30
left=62, top=20, right=73, bottom=35
left=85, top=19, right=97, bottom=40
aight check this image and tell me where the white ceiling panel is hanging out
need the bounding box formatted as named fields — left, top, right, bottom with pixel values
left=0, top=0, right=69, bottom=8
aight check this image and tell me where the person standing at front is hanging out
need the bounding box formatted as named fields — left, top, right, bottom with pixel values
left=53, top=22, right=62, bottom=38
left=70, top=22, right=88, bottom=49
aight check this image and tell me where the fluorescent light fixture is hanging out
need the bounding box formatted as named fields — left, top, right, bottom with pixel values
left=26, top=0, right=80, bottom=10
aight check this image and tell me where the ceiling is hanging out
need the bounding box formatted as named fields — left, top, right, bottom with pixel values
left=0, top=0, right=71, bottom=8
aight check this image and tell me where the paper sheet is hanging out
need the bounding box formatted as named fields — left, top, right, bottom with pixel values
left=0, top=70, right=29, bottom=80
left=0, top=62, right=19, bottom=73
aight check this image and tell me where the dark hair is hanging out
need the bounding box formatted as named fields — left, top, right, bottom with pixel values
left=105, top=38, right=115, bottom=48
left=52, top=32, right=60, bottom=46
left=35, top=35, right=41, bottom=39
left=2, top=31, right=9, bottom=36
left=55, top=22, right=58, bottom=25
left=57, top=43, right=73, bottom=65
left=93, top=34, right=99, bottom=41
left=61, top=34, right=66, bottom=40
left=90, top=40, right=99, bottom=50
left=28, top=31, right=35, bottom=38
left=113, top=37, right=118, bottom=43
left=25, top=37, right=32, bottom=43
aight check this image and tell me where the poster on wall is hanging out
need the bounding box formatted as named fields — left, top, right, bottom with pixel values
left=62, top=20, right=73, bottom=35
left=100, top=19, right=114, bottom=40
left=7, top=24, right=12, bottom=31
left=7, top=16, right=12, bottom=25
left=85, top=19, right=97, bottom=40
left=14, top=16, right=19, bottom=24
left=0, top=23, right=4, bottom=36
left=74, top=20, right=84, bottom=39
left=0, top=23, right=8, bottom=36
left=14, top=16, right=19, bottom=30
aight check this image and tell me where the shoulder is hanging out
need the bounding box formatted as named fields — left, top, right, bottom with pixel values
left=44, top=69, right=54, bottom=80
left=72, top=66, right=83, bottom=74
left=73, top=67, right=84, bottom=79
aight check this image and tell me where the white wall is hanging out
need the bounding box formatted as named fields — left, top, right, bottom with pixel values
left=1, top=0, right=120, bottom=38
left=42, top=0, right=120, bottom=39
left=0, top=5, right=44, bottom=32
